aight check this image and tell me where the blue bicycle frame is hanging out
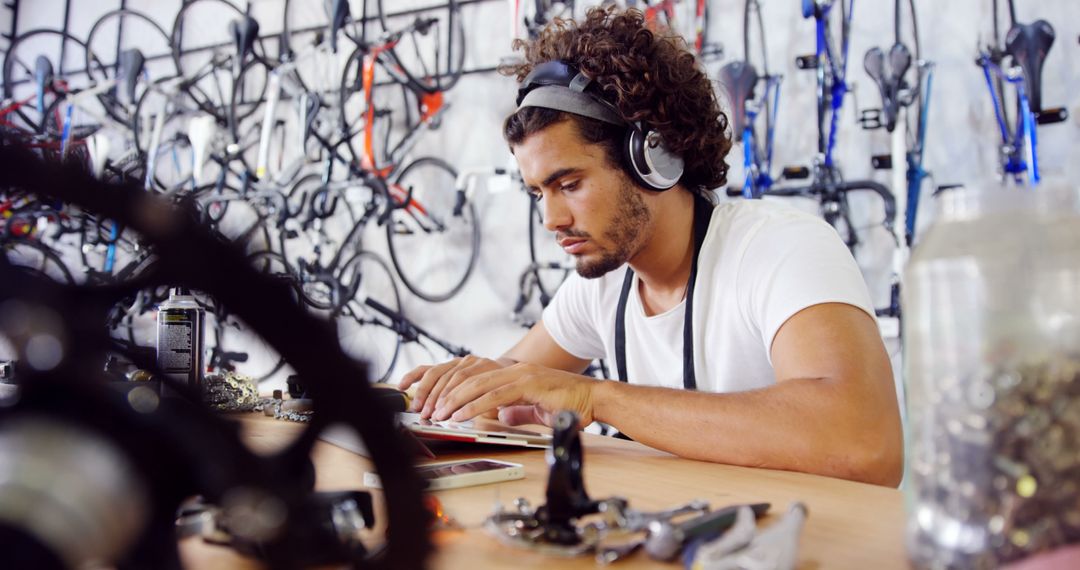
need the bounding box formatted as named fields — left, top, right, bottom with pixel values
left=978, top=52, right=1039, bottom=186
left=804, top=0, right=854, bottom=171
left=904, top=64, right=933, bottom=242
left=741, top=75, right=782, bottom=198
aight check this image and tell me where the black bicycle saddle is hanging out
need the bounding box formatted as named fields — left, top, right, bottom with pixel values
left=118, top=49, right=145, bottom=105
left=864, top=42, right=912, bottom=132
left=229, top=16, right=261, bottom=76
left=718, top=61, right=759, bottom=136
left=1005, top=19, right=1055, bottom=114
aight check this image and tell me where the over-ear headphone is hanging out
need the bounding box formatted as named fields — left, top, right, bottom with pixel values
left=515, top=61, right=685, bottom=191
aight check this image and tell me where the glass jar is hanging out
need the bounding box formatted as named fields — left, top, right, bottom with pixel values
left=904, top=182, right=1080, bottom=568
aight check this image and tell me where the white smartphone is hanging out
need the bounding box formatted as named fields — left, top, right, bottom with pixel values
left=364, top=458, right=525, bottom=491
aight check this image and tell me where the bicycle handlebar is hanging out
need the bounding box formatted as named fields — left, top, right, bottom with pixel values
left=763, top=178, right=897, bottom=230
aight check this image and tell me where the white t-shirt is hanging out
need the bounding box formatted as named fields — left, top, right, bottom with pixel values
left=542, top=199, right=876, bottom=393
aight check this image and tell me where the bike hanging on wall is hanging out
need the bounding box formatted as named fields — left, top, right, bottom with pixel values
left=976, top=0, right=1068, bottom=187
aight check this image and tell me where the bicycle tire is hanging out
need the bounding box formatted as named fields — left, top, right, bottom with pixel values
left=1, top=29, right=102, bottom=135
left=376, top=0, right=465, bottom=93
left=207, top=301, right=287, bottom=383
left=385, top=156, right=479, bottom=303
left=83, top=9, right=173, bottom=127
left=743, top=0, right=771, bottom=175
left=336, top=250, right=403, bottom=384
left=1, top=237, right=76, bottom=285
left=526, top=196, right=572, bottom=304
left=170, top=0, right=270, bottom=123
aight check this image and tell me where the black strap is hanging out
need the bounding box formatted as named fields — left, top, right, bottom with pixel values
left=615, top=195, right=714, bottom=390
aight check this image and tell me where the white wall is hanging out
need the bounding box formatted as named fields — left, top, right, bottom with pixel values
left=4, top=0, right=1079, bottom=389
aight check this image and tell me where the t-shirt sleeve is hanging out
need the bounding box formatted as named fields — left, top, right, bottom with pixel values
left=540, top=272, right=608, bottom=361
left=738, top=214, right=877, bottom=361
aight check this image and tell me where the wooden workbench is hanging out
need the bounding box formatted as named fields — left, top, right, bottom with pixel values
left=181, top=414, right=907, bottom=568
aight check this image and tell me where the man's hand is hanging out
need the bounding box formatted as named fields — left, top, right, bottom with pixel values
left=398, top=355, right=509, bottom=419
left=431, top=362, right=598, bottom=426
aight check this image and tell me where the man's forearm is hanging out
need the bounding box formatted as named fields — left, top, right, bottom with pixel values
left=591, top=378, right=903, bottom=486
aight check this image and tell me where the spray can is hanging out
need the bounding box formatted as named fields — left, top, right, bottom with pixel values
left=156, top=287, right=205, bottom=395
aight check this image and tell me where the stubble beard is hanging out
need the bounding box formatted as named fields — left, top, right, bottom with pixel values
left=576, top=180, right=651, bottom=279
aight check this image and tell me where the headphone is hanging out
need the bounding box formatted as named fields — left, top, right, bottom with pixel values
left=515, top=61, right=685, bottom=192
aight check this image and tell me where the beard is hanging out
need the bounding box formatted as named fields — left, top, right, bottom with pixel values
left=574, top=179, right=651, bottom=279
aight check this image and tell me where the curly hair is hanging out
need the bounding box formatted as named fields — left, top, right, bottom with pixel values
left=501, top=6, right=732, bottom=195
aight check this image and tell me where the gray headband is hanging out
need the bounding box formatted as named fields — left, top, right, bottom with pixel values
left=516, top=85, right=625, bottom=126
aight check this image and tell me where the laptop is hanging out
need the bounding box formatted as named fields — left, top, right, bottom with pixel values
left=320, top=412, right=551, bottom=457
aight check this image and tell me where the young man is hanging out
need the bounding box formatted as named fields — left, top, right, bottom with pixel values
left=400, top=7, right=903, bottom=486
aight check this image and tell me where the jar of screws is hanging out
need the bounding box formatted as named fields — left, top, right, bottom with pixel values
left=904, top=182, right=1080, bottom=567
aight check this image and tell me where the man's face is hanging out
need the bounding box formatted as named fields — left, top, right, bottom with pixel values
left=514, top=119, right=652, bottom=279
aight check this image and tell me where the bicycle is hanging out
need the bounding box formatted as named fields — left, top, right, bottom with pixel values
left=719, top=0, right=783, bottom=199
left=975, top=0, right=1068, bottom=186
left=860, top=0, right=933, bottom=249
left=336, top=8, right=478, bottom=303
left=726, top=0, right=897, bottom=319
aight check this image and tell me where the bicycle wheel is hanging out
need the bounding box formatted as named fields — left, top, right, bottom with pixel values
left=376, top=0, right=465, bottom=93
left=1, top=29, right=101, bottom=133
left=84, top=9, right=173, bottom=126
left=743, top=0, right=771, bottom=168
left=385, top=156, right=479, bottom=303
left=279, top=174, right=360, bottom=309
left=336, top=250, right=403, bottom=384
left=526, top=195, right=572, bottom=304
left=1, top=238, right=75, bottom=285
left=171, top=0, right=269, bottom=123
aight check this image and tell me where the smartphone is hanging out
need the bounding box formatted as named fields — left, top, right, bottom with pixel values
left=364, top=458, right=525, bottom=491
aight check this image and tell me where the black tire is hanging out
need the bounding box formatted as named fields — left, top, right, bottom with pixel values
left=743, top=0, right=771, bottom=174
left=526, top=196, right=572, bottom=305
left=1, top=238, right=75, bottom=285
left=376, top=0, right=465, bottom=93
left=336, top=250, right=403, bottom=384
left=385, top=156, right=479, bottom=303
left=171, top=0, right=269, bottom=123
left=1, top=29, right=101, bottom=134
left=84, top=9, right=173, bottom=127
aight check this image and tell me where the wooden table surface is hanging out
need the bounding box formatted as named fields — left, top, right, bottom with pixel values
left=181, top=414, right=908, bottom=569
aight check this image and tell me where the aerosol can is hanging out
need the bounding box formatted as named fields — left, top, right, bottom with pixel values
left=156, top=287, right=205, bottom=394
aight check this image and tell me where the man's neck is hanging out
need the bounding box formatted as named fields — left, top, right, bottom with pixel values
left=629, top=190, right=697, bottom=308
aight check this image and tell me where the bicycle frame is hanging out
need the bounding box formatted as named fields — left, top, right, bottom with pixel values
left=904, top=62, right=933, bottom=241
left=741, top=74, right=781, bottom=198
left=978, top=52, right=1039, bottom=185
left=810, top=0, right=853, bottom=170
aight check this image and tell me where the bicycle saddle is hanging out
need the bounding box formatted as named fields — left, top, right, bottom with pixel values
left=718, top=61, right=759, bottom=136
left=1005, top=20, right=1055, bottom=114
left=863, top=42, right=912, bottom=132
left=117, top=48, right=145, bottom=106
left=228, top=16, right=261, bottom=76
left=329, top=0, right=351, bottom=53
left=34, top=56, right=54, bottom=115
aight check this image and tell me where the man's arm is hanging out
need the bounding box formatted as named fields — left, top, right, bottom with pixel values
left=436, top=303, right=904, bottom=487
left=398, top=321, right=591, bottom=418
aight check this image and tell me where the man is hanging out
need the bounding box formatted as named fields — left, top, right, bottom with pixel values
left=400, top=7, right=903, bottom=486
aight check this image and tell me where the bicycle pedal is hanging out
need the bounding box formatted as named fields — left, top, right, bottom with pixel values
left=871, top=155, right=892, bottom=170
left=781, top=166, right=810, bottom=180
left=859, top=109, right=884, bottom=130
left=795, top=55, right=817, bottom=70
left=1036, top=107, right=1068, bottom=125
